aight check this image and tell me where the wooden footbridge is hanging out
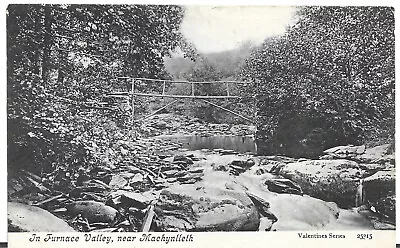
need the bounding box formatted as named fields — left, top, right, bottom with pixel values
left=105, top=77, right=253, bottom=122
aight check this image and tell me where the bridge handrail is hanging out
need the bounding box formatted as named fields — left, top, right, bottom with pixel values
left=117, top=77, right=251, bottom=84
left=112, top=76, right=253, bottom=122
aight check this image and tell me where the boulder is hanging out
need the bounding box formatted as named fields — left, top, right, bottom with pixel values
left=231, top=159, right=255, bottom=169
left=323, top=145, right=366, bottom=159
left=8, top=202, right=75, bottom=232
left=229, top=159, right=256, bottom=175
left=357, top=144, right=394, bottom=164
left=173, top=155, right=193, bottom=164
left=229, top=164, right=246, bottom=174
left=130, top=173, right=144, bottom=184
left=323, top=144, right=394, bottom=164
left=255, top=159, right=286, bottom=175
left=276, top=159, right=364, bottom=208
left=213, top=163, right=229, bottom=172
left=66, top=201, right=119, bottom=224
left=235, top=173, right=342, bottom=230
left=220, top=149, right=238, bottom=155
left=357, top=205, right=395, bottom=230
left=370, top=217, right=396, bottom=230
left=189, top=168, right=204, bottom=174
left=246, top=192, right=278, bottom=222
left=176, top=172, right=204, bottom=184
left=268, top=194, right=341, bottom=230
left=362, top=168, right=395, bottom=224
left=154, top=183, right=260, bottom=231
left=246, top=158, right=256, bottom=167
left=264, top=178, right=303, bottom=195
left=109, top=191, right=156, bottom=209
left=231, top=160, right=247, bottom=167
left=163, top=170, right=179, bottom=178
left=108, top=175, right=128, bottom=189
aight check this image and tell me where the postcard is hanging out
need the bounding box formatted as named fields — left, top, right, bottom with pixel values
left=6, top=3, right=396, bottom=248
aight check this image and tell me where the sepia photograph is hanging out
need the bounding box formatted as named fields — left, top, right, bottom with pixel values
left=6, top=3, right=395, bottom=240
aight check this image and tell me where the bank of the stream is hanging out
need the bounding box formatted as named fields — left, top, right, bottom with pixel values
left=8, top=114, right=395, bottom=232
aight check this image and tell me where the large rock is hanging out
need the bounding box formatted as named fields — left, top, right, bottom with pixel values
left=246, top=192, right=278, bottom=222
left=357, top=144, right=394, bottom=164
left=362, top=168, right=395, bottom=224
left=264, top=178, right=303, bottom=195
left=323, top=144, right=394, bottom=164
left=268, top=194, right=340, bottom=230
left=234, top=173, right=342, bottom=230
left=8, top=202, right=75, bottom=232
left=229, top=159, right=255, bottom=175
left=276, top=159, right=364, bottom=208
left=255, top=157, right=294, bottom=175
left=66, top=201, right=119, bottom=224
left=154, top=183, right=260, bottom=231
left=323, top=145, right=366, bottom=159
left=108, top=175, right=128, bottom=189
left=109, top=190, right=156, bottom=209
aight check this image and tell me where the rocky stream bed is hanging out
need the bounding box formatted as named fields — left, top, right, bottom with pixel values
left=8, top=114, right=395, bottom=232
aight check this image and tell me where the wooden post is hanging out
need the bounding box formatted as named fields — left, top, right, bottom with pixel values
left=162, top=80, right=166, bottom=103
left=191, top=82, right=195, bottom=96
left=162, top=80, right=166, bottom=95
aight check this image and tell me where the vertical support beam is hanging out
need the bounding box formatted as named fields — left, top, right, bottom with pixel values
left=162, top=80, right=166, bottom=95
left=131, top=79, right=135, bottom=120
left=162, top=80, right=166, bottom=103
left=191, top=82, right=195, bottom=96
left=226, top=82, right=230, bottom=96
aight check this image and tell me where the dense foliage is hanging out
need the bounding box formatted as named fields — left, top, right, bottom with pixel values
left=241, top=7, right=395, bottom=157
left=7, top=4, right=188, bottom=174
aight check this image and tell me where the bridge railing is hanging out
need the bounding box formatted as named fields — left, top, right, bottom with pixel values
left=109, top=77, right=252, bottom=122
left=115, top=77, right=250, bottom=99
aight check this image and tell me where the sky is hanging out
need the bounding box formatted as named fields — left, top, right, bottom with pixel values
left=180, top=5, right=296, bottom=53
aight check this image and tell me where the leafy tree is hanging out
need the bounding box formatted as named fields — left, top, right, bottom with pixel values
left=242, top=6, right=395, bottom=157
left=7, top=4, right=188, bottom=174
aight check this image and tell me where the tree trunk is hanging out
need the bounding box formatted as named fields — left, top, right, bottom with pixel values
left=42, top=5, right=52, bottom=83
left=57, top=50, right=66, bottom=84
left=33, top=5, right=43, bottom=77
left=6, top=6, right=18, bottom=79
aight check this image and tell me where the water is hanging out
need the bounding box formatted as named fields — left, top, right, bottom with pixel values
left=155, top=137, right=374, bottom=230
left=355, top=179, right=364, bottom=207
left=157, top=134, right=257, bottom=154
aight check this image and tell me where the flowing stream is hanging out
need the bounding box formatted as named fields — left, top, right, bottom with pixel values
left=156, top=134, right=374, bottom=230
left=157, top=134, right=257, bottom=153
